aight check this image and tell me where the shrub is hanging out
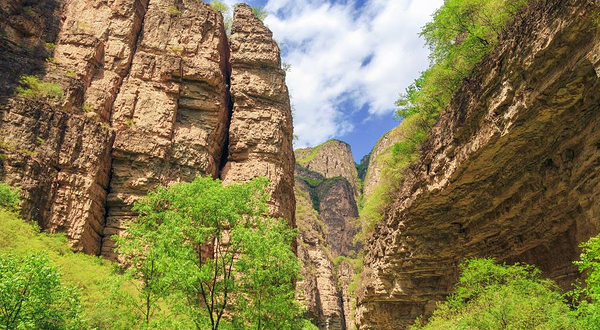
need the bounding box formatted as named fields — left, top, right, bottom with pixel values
left=252, top=6, right=268, bottom=21
left=411, top=258, right=576, bottom=329
left=16, top=75, right=64, bottom=100
left=0, top=182, right=20, bottom=211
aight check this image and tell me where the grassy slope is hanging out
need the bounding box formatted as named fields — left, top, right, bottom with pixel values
left=0, top=209, right=119, bottom=318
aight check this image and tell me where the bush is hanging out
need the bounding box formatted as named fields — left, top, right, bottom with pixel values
left=16, top=75, right=64, bottom=100
left=0, top=252, right=87, bottom=329
left=0, top=182, right=20, bottom=211
left=411, top=258, right=576, bottom=329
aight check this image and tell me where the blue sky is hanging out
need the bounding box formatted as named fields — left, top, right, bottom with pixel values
left=221, top=0, right=443, bottom=162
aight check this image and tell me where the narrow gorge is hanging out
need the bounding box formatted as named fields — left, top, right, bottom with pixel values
left=1, top=0, right=599, bottom=329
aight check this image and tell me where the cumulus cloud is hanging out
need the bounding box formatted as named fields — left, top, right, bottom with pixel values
left=225, top=0, right=443, bottom=148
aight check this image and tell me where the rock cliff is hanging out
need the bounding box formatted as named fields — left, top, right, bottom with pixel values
left=0, top=1, right=295, bottom=259
left=295, top=141, right=361, bottom=329
left=356, top=1, right=600, bottom=328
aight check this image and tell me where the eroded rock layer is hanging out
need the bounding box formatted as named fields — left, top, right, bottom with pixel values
left=222, top=4, right=295, bottom=222
left=356, top=1, right=600, bottom=328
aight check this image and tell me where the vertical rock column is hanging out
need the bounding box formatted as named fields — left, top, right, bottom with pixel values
left=43, top=0, right=151, bottom=254
left=102, top=0, right=231, bottom=259
left=222, top=4, right=295, bottom=223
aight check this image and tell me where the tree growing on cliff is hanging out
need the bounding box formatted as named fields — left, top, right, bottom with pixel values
left=117, top=176, right=303, bottom=329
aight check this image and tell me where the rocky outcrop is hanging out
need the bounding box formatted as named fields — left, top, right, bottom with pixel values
left=221, top=4, right=295, bottom=222
left=297, top=140, right=360, bottom=196
left=0, top=1, right=295, bottom=258
left=296, top=141, right=362, bottom=329
left=362, top=126, right=403, bottom=198
left=356, top=1, right=600, bottom=328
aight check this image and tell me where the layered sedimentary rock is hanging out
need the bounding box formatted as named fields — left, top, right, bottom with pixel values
left=221, top=4, right=295, bottom=222
left=295, top=141, right=361, bottom=329
left=356, top=1, right=600, bottom=328
left=102, top=0, right=230, bottom=259
left=0, top=1, right=295, bottom=259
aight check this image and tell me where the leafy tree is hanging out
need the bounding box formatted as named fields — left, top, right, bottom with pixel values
left=118, top=176, right=304, bottom=329
left=411, top=258, right=575, bottom=329
left=0, top=253, right=86, bottom=329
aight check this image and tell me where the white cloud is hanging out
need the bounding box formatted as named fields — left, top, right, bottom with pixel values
left=261, top=0, right=443, bottom=148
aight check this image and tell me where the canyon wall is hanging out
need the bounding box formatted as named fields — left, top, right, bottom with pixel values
left=0, top=1, right=295, bottom=259
left=295, top=140, right=361, bottom=329
left=356, top=0, right=600, bottom=328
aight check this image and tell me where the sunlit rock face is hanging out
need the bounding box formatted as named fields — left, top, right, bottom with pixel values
left=0, top=1, right=295, bottom=259
left=356, top=1, right=600, bottom=329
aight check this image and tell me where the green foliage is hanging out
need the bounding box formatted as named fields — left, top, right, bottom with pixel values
left=573, top=234, right=600, bottom=329
left=411, top=258, right=576, bottom=329
left=16, top=75, right=64, bottom=100
left=167, top=6, right=182, bottom=15
left=300, top=177, right=323, bottom=187
left=0, top=183, right=20, bottom=211
left=0, top=209, right=135, bottom=329
left=210, top=0, right=229, bottom=13
left=117, top=176, right=305, bottom=329
left=397, top=0, right=527, bottom=126
left=210, top=1, right=232, bottom=36
left=0, top=252, right=86, bottom=329
left=252, top=6, right=268, bottom=21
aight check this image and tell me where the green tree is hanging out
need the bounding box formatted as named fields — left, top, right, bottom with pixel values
left=411, top=258, right=575, bottom=329
left=0, top=253, right=86, bottom=330
left=120, top=176, right=303, bottom=329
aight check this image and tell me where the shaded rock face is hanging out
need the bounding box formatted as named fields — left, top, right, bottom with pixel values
left=295, top=142, right=361, bottom=329
left=221, top=4, right=295, bottom=223
left=356, top=1, right=600, bottom=329
left=0, top=1, right=295, bottom=258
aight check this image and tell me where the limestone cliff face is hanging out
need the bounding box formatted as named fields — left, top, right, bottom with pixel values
left=356, top=1, right=600, bottom=329
left=0, top=1, right=295, bottom=258
left=296, top=141, right=361, bottom=329
left=221, top=4, right=295, bottom=223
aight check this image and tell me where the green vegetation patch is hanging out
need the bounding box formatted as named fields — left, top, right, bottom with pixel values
left=16, top=75, right=64, bottom=100
left=411, top=253, right=600, bottom=329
